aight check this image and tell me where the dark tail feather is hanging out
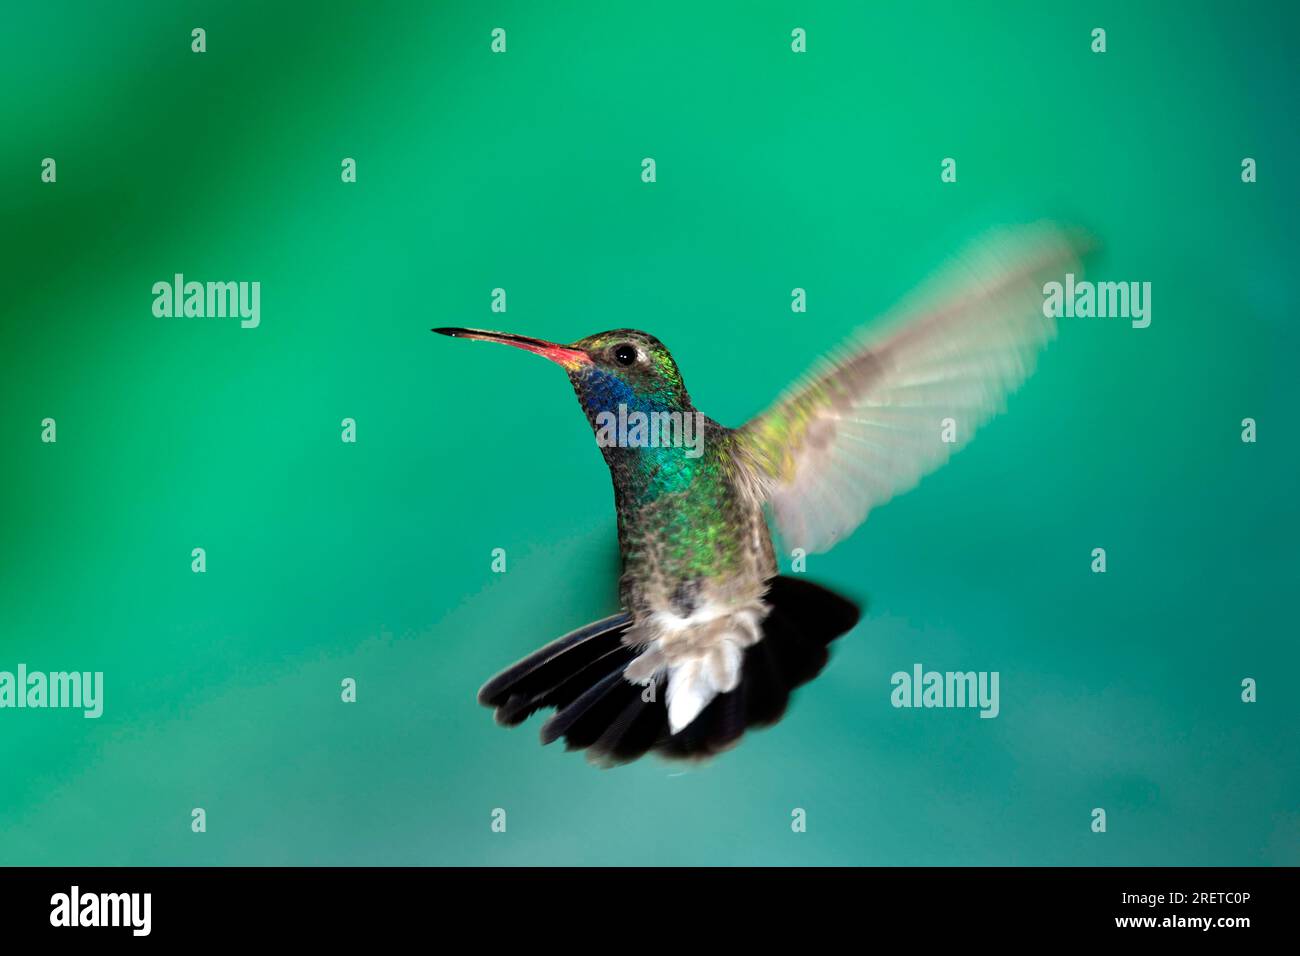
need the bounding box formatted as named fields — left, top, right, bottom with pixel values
left=477, top=576, right=862, bottom=766
left=477, top=612, right=632, bottom=726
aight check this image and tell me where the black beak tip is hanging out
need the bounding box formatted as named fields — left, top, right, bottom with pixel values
left=431, top=327, right=464, bottom=337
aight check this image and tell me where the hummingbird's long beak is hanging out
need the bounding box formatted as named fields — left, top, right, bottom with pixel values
left=432, top=327, right=590, bottom=368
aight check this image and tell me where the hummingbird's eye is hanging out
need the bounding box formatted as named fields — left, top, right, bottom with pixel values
left=612, top=343, right=638, bottom=367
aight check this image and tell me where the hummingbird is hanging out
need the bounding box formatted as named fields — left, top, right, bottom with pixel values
left=435, top=224, right=1084, bottom=766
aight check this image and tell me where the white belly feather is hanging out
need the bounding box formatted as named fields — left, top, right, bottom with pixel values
left=621, top=598, right=768, bottom=734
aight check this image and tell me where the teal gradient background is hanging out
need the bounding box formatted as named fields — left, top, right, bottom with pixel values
left=2, top=1, right=1296, bottom=865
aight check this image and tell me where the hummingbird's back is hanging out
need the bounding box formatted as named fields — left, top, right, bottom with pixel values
left=607, top=420, right=776, bottom=622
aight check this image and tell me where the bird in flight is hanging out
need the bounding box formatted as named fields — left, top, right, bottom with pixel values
left=435, top=223, right=1085, bottom=766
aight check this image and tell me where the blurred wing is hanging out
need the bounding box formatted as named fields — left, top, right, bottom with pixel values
left=735, top=223, right=1087, bottom=553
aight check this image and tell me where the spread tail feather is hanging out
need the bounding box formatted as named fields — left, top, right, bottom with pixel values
left=476, top=576, right=861, bottom=766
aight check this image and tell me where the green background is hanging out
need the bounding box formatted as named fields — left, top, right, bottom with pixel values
left=2, top=0, right=1296, bottom=866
